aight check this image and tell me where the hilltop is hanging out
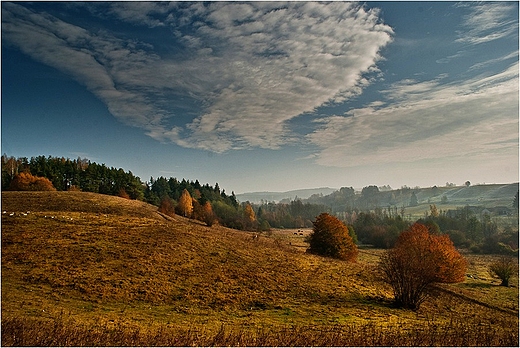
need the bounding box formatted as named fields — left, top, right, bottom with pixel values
left=2, top=191, right=518, bottom=345
left=305, top=183, right=519, bottom=216
left=2, top=191, right=384, bottom=321
left=236, top=187, right=337, bottom=204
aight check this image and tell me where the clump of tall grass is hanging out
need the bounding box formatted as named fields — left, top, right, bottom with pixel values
left=2, top=315, right=517, bottom=346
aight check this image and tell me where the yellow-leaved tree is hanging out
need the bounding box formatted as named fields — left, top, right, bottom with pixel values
left=176, top=189, right=193, bottom=218
left=243, top=203, right=257, bottom=230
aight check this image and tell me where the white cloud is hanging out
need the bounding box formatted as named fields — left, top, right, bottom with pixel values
left=456, top=2, right=518, bottom=45
left=469, top=51, right=519, bottom=71
left=2, top=2, right=393, bottom=153
left=308, top=62, right=519, bottom=168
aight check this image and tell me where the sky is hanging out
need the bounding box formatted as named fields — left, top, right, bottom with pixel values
left=1, top=1, right=519, bottom=194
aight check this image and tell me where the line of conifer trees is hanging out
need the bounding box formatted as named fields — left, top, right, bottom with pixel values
left=1, top=154, right=243, bottom=226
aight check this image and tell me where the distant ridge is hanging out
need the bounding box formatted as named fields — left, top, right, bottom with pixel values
left=236, top=187, right=337, bottom=203
left=237, top=183, right=519, bottom=212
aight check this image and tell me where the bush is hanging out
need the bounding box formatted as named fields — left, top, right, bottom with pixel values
left=379, top=223, right=467, bottom=310
left=192, top=200, right=217, bottom=226
left=489, top=257, right=519, bottom=287
left=158, top=197, right=176, bottom=217
left=445, top=230, right=468, bottom=248
left=306, top=213, right=358, bottom=262
left=118, top=188, right=131, bottom=200
left=8, top=172, right=56, bottom=191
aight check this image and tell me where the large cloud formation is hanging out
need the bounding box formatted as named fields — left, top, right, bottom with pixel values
left=308, top=63, right=518, bottom=167
left=308, top=2, right=518, bottom=169
left=2, top=2, right=394, bottom=153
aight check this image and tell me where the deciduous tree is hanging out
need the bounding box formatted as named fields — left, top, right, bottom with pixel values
left=379, top=223, right=467, bottom=309
left=8, top=172, right=56, bottom=191
left=176, top=189, right=193, bottom=217
left=307, top=213, right=358, bottom=262
left=158, top=196, right=176, bottom=217
left=202, top=201, right=217, bottom=226
left=244, top=203, right=256, bottom=223
left=243, top=202, right=258, bottom=230
left=489, top=257, right=518, bottom=287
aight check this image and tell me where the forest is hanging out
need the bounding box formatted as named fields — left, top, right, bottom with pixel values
left=2, top=154, right=518, bottom=255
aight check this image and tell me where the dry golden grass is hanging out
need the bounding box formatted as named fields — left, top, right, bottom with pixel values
left=2, top=191, right=518, bottom=346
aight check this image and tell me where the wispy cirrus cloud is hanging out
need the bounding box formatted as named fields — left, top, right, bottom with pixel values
left=455, top=2, right=518, bottom=45
left=2, top=2, right=394, bottom=153
left=307, top=61, right=519, bottom=168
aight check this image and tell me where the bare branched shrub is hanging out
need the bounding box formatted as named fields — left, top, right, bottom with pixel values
left=489, top=256, right=519, bottom=287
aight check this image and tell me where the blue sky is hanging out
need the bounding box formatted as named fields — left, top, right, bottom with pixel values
left=2, top=1, right=518, bottom=194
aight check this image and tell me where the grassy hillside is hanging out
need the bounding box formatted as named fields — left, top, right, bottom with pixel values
left=2, top=191, right=518, bottom=346
left=236, top=187, right=337, bottom=204
left=414, top=183, right=518, bottom=207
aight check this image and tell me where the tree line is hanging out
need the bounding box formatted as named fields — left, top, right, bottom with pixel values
left=2, top=155, right=143, bottom=199
left=1, top=155, right=246, bottom=228
left=2, top=154, right=517, bottom=255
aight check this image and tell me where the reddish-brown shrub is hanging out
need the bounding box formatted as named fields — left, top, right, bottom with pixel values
left=118, top=188, right=131, bottom=199
left=192, top=200, right=217, bottom=226
left=379, top=223, right=467, bottom=309
left=307, top=213, right=358, bottom=262
left=8, top=172, right=56, bottom=191
left=158, top=197, right=176, bottom=217
left=202, top=201, right=217, bottom=226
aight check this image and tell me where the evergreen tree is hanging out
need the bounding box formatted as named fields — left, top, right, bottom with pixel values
left=409, top=192, right=418, bottom=207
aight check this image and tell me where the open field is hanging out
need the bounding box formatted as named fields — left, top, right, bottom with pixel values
left=2, top=191, right=518, bottom=346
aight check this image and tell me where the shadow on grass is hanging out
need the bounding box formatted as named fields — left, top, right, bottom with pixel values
left=460, top=282, right=494, bottom=289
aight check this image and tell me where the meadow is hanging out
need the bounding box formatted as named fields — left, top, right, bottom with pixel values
left=2, top=191, right=518, bottom=346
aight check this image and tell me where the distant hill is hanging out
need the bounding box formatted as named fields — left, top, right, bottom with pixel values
left=236, top=187, right=337, bottom=203
left=303, top=183, right=518, bottom=217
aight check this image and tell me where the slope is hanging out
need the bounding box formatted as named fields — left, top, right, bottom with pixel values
left=1, top=191, right=517, bottom=336
left=2, top=191, right=384, bottom=327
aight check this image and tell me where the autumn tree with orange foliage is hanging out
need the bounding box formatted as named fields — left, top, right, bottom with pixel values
left=8, top=172, right=56, bottom=191
left=307, top=212, right=358, bottom=262
left=176, top=189, right=193, bottom=218
left=158, top=196, right=176, bottom=217
left=379, top=223, right=467, bottom=309
left=202, top=201, right=216, bottom=226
